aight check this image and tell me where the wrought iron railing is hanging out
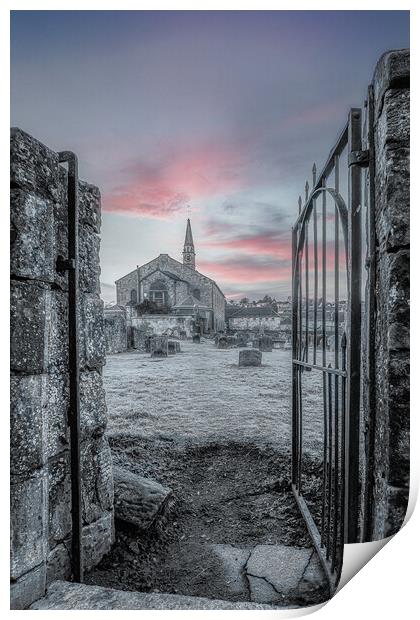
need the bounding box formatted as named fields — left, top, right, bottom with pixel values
left=291, top=108, right=366, bottom=593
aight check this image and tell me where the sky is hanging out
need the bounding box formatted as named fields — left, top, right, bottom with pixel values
left=10, top=10, right=409, bottom=302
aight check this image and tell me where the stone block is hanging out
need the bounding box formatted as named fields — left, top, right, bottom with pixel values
left=10, top=280, right=49, bottom=374
left=82, top=512, right=114, bottom=572
left=11, top=472, right=47, bottom=580
left=48, top=453, right=72, bottom=547
left=10, top=562, right=46, bottom=610
left=79, top=180, right=101, bottom=234
left=46, top=372, right=69, bottom=459
left=79, top=224, right=101, bottom=293
left=79, top=293, right=106, bottom=370
left=11, top=127, right=61, bottom=202
left=377, top=89, right=409, bottom=148
left=113, top=466, right=172, bottom=531
left=80, top=370, right=108, bottom=439
left=373, top=49, right=409, bottom=114
left=192, top=334, right=201, bottom=344
left=81, top=437, right=114, bottom=525
left=10, top=189, right=55, bottom=282
left=47, top=541, right=71, bottom=584
left=239, top=349, right=262, bottom=367
left=10, top=374, right=48, bottom=475
left=375, top=143, right=409, bottom=250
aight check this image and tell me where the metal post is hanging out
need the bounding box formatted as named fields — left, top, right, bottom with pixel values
left=291, top=226, right=298, bottom=486
left=57, top=151, right=83, bottom=582
left=344, top=109, right=363, bottom=544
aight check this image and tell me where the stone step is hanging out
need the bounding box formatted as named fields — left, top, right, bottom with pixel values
left=30, top=581, right=278, bottom=610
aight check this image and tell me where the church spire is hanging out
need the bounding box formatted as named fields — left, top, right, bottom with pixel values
left=183, top=218, right=196, bottom=269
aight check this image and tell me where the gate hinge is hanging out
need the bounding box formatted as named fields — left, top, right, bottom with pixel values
left=56, top=255, right=76, bottom=272
left=348, top=149, right=370, bottom=167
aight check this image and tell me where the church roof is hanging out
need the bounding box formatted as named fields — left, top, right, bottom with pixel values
left=173, top=294, right=211, bottom=310
left=184, top=218, right=194, bottom=247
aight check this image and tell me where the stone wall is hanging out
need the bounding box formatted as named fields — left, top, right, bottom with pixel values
left=131, top=314, right=194, bottom=338
left=104, top=307, right=127, bottom=354
left=10, top=128, right=114, bottom=608
left=366, top=50, right=410, bottom=539
left=228, top=315, right=282, bottom=332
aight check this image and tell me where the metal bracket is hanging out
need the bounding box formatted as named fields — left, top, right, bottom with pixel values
left=56, top=255, right=76, bottom=272
left=348, top=149, right=370, bottom=167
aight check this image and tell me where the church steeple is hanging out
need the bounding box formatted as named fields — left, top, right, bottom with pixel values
left=183, top=218, right=196, bottom=269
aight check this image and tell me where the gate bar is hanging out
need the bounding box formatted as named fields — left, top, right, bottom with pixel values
left=58, top=151, right=83, bottom=583
left=344, top=109, right=363, bottom=544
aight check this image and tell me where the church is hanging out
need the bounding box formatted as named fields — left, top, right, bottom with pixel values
left=115, top=219, right=226, bottom=333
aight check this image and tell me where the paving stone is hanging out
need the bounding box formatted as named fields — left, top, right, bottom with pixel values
left=209, top=544, right=251, bottom=597
left=30, top=581, right=279, bottom=610
left=245, top=545, right=325, bottom=604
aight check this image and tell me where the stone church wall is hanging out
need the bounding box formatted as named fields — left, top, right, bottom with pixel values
left=10, top=128, right=114, bottom=609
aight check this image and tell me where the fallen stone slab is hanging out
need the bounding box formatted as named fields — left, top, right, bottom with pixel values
left=30, top=581, right=280, bottom=610
left=113, top=466, right=172, bottom=531
left=239, top=349, right=262, bottom=367
left=245, top=545, right=326, bottom=605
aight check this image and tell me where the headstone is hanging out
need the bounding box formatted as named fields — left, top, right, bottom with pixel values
left=150, top=335, right=168, bottom=358
left=259, top=335, right=273, bottom=352
left=217, top=336, right=228, bottom=349
left=179, top=330, right=187, bottom=340
left=168, top=340, right=177, bottom=355
left=235, top=332, right=249, bottom=348
left=192, top=334, right=200, bottom=343
left=239, top=349, right=262, bottom=367
left=113, top=467, right=172, bottom=531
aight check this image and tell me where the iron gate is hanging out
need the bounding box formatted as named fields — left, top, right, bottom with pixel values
left=291, top=107, right=368, bottom=593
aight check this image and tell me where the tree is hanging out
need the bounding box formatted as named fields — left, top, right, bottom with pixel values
left=239, top=297, right=250, bottom=306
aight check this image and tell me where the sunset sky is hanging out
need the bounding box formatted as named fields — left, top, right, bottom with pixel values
left=11, top=11, right=409, bottom=302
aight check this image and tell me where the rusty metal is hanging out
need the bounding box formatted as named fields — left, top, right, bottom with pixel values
left=57, top=150, right=83, bottom=583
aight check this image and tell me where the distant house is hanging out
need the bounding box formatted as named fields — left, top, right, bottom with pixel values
left=226, top=305, right=283, bottom=332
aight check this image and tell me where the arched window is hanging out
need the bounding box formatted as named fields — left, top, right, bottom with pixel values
left=130, top=289, right=137, bottom=304
left=192, top=288, right=201, bottom=300
left=149, top=279, right=168, bottom=307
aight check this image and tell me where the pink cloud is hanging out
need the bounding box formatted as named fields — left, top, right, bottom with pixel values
left=199, top=258, right=291, bottom=285
left=102, top=142, right=245, bottom=218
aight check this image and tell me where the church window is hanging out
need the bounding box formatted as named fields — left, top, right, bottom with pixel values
left=130, top=289, right=137, bottom=304
left=192, top=288, right=201, bottom=300
left=149, top=279, right=168, bottom=307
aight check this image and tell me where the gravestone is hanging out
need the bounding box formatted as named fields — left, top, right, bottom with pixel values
left=235, top=332, right=249, bottom=348
left=192, top=334, right=200, bottom=343
left=217, top=336, right=228, bottom=349
left=150, top=335, right=168, bottom=358
left=179, top=330, right=187, bottom=340
left=239, top=349, right=262, bottom=367
left=259, top=335, right=273, bottom=352
left=168, top=340, right=177, bottom=355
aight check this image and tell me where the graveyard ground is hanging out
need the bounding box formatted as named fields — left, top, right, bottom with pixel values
left=86, top=339, right=328, bottom=606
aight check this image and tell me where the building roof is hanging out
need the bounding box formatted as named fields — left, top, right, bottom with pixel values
left=184, top=218, right=194, bottom=247
left=227, top=305, right=281, bottom=319
left=173, top=294, right=211, bottom=310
